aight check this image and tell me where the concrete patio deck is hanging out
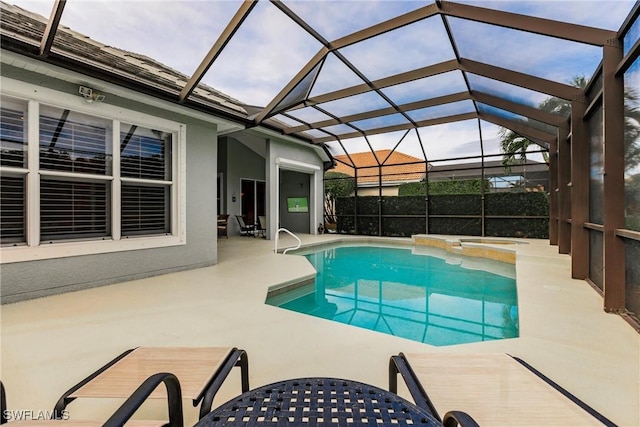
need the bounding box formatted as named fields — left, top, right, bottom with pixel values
left=1, top=234, right=638, bottom=425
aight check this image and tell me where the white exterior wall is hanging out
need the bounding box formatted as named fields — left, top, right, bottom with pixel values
left=267, top=137, right=325, bottom=240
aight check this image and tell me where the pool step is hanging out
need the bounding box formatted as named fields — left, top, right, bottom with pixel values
left=413, top=235, right=516, bottom=264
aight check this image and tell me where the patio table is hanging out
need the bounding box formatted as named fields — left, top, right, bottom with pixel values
left=195, top=377, right=445, bottom=426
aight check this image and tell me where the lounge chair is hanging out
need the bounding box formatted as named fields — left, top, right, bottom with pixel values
left=235, top=215, right=255, bottom=237
left=389, top=353, right=615, bottom=427
left=1, top=373, right=183, bottom=426
left=217, top=214, right=229, bottom=239
left=54, top=347, right=249, bottom=421
left=256, top=215, right=266, bottom=238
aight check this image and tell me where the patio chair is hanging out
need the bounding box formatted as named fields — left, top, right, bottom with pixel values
left=235, top=215, right=255, bottom=237
left=256, top=215, right=267, bottom=238
left=1, top=373, right=184, bottom=426
left=217, top=214, right=229, bottom=239
left=53, top=347, right=249, bottom=421
left=389, top=353, right=615, bottom=427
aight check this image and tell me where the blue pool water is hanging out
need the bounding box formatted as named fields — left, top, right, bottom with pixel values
left=266, top=244, right=519, bottom=346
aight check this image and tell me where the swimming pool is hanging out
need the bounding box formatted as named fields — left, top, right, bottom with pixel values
left=266, top=243, right=519, bottom=346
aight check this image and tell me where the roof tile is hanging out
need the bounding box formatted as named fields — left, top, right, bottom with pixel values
left=332, top=150, right=426, bottom=184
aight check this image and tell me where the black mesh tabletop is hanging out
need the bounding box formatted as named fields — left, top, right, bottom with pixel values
left=196, top=377, right=442, bottom=426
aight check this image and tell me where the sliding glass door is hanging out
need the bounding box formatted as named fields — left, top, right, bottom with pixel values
left=241, top=179, right=265, bottom=226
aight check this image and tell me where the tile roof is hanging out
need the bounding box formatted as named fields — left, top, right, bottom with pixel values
left=332, top=150, right=426, bottom=185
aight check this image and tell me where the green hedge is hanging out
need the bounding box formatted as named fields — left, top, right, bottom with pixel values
left=398, top=182, right=425, bottom=196
left=356, top=216, right=379, bottom=236
left=383, top=217, right=426, bottom=237
left=429, top=217, right=482, bottom=236
left=429, top=194, right=482, bottom=215
left=357, top=197, right=379, bottom=215
left=337, top=196, right=427, bottom=215
left=383, top=196, right=426, bottom=215
left=398, top=179, right=488, bottom=195
left=485, top=218, right=548, bottom=238
left=333, top=192, right=549, bottom=238
left=485, top=192, right=549, bottom=216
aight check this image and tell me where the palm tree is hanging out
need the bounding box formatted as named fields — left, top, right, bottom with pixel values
left=498, top=127, right=548, bottom=169
left=623, top=88, right=640, bottom=173
left=499, top=76, right=586, bottom=170
left=500, top=76, right=640, bottom=175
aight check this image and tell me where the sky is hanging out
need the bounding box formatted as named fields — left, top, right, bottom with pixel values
left=7, top=0, right=638, bottom=163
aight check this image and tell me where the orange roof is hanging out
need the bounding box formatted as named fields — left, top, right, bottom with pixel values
left=331, top=150, right=426, bottom=185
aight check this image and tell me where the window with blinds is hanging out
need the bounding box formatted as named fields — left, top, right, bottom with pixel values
left=39, top=106, right=112, bottom=175
left=121, top=124, right=172, bottom=237
left=37, top=106, right=113, bottom=242
left=40, top=178, right=110, bottom=241
left=0, top=97, right=27, bottom=244
left=1, top=102, right=27, bottom=168
left=122, top=185, right=170, bottom=235
left=121, top=124, right=171, bottom=180
left=0, top=176, right=25, bottom=243
left=0, top=93, right=181, bottom=254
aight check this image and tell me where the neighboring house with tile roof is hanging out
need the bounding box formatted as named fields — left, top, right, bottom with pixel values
left=331, top=150, right=427, bottom=196
left=428, top=160, right=549, bottom=191
left=330, top=150, right=549, bottom=195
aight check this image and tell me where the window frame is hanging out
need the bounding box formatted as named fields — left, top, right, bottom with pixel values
left=0, top=77, right=186, bottom=264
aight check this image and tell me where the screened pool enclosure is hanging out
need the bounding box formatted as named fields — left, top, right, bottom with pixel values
left=0, top=0, right=639, bottom=326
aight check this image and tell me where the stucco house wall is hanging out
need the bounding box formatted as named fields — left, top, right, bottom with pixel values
left=266, top=134, right=326, bottom=240
left=0, top=60, right=224, bottom=303
left=356, top=186, right=402, bottom=196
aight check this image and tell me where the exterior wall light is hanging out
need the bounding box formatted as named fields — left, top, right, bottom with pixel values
left=79, top=85, right=106, bottom=103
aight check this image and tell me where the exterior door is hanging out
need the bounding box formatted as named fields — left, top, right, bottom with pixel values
left=241, top=179, right=265, bottom=226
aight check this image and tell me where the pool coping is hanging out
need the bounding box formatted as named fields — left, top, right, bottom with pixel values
left=280, top=235, right=521, bottom=265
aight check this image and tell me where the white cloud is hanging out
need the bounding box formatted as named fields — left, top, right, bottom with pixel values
left=334, top=120, right=489, bottom=162
left=351, top=113, right=411, bottom=130
left=287, top=106, right=334, bottom=123
left=199, top=2, right=322, bottom=105
left=458, top=0, right=635, bottom=31
left=407, top=99, right=476, bottom=122
left=7, top=0, right=51, bottom=17
left=449, top=16, right=602, bottom=84
left=338, top=15, right=456, bottom=81
left=285, top=0, right=430, bottom=41
left=310, top=52, right=366, bottom=96
left=418, top=120, right=483, bottom=161
left=467, top=74, right=549, bottom=106
left=380, top=71, right=469, bottom=105
left=319, top=91, right=391, bottom=117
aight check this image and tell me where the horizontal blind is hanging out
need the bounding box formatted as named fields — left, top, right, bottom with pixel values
left=39, top=112, right=109, bottom=175
left=40, top=178, right=109, bottom=241
left=0, top=176, right=25, bottom=244
left=121, top=185, right=169, bottom=236
left=1, top=106, right=26, bottom=168
left=121, top=131, right=170, bottom=180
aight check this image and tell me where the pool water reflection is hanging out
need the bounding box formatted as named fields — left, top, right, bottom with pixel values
left=267, top=244, right=519, bottom=346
